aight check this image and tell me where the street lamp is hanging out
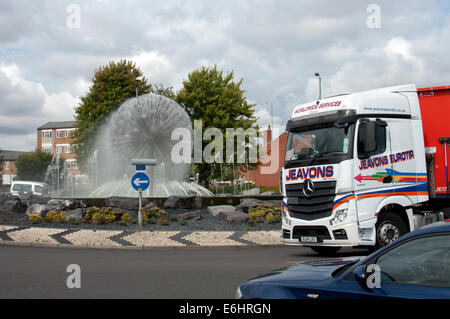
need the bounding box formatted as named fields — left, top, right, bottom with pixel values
left=136, top=75, right=144, bottom=98
left=315, top=72, right=322, bottom=101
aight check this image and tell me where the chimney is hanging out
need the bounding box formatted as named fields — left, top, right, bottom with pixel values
left=263, top=124, right=272, bottom=147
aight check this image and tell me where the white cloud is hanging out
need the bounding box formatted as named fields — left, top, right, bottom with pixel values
left=0, top=63, right=77, bottom=151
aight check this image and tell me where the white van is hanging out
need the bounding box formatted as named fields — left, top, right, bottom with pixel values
left=10, top=181, right=49, bottom=196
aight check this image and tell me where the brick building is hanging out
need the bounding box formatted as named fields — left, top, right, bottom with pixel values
left=241, top=125, right=288, bottom=188
left=37, top=121, right=86, bottom=186
left=1, top=150, right=31, bottom=187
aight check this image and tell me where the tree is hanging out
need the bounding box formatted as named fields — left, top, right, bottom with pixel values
left=153, top=84, right=176, bottom=99
left=73, top=59, right=152, bottom=169
left=0, top=148, right=3, bottom=186
left=176, top=65, right=259, bottom=187
left=15, top=150, right=60, bottom=182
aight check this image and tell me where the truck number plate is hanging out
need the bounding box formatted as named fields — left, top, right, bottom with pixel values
left=301, top=236, right=317, bottom=243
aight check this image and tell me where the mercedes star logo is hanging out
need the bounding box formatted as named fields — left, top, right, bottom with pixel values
left=303, top=179, right=315, bottom=197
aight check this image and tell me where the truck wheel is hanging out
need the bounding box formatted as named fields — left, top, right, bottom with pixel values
left=375, top=212, right=407, bottom=249
left=309, top=246, right=341, bottom=256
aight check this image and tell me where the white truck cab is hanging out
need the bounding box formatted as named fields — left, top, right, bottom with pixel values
left=281, top=84, right=447, bottom=254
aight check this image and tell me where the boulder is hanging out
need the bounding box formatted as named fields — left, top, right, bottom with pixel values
left=163, top=196, right=194, bottom=209
left=243, top=188, right=260, bottom=196
left=26, top=204, right=52, bottom=217
left=207, top=205, right=237, bottom=217
left=176, top=210, right=201, bottom=221
left=21, top=194, right=51, bottom=206
left=236, top=198, right=275, bottom=213
left=62, top=208, right=83, bottom=223
left=105, top=196, right=148, bottom=211
left=192, top=196, right=203, bottom=209
left=219, top=210, right=249, bottom=224
left=47, top=199, right=87, bottom=211
left=0, top=193, right=19, bottom=204
left=0, top=199, right=27, bottom=214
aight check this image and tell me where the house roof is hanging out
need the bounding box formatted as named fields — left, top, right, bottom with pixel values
left=37, top=121, right=77, bottom=130
left=1, top=150, right=31, bottom=161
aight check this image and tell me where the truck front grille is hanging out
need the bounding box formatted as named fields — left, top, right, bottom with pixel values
left=285, top=181, right=336, bottom=220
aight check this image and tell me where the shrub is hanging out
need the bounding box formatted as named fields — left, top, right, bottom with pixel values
left=105, top=214, right=117, bottom=223
left=169, top=215, right=178, bottom=222
left=178, top=219, right=187, bottom=226
left=265, top=211, right=281, bottom=224
left=247, top=219, right=255, bottom=227
left=28, top=214, right=42, bottom=224
left=68, top=217, right=80, bottom=225
left=157, top=215, right=168, bottom=225
left=160, top=220, right=169, bottom=226
left=121, top=213, right=132, bottom=223
left=43, top=210, right=66, bottom=224
left=245, top=226, right=251, bottom=231
left=148, top=217, right=156, bottom=224
left=81, top=214, right=90, bottom=224
left=92, top=213, right=107, bottom=225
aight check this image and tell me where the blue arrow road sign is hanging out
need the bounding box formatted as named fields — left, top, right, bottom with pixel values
left=131, top=172, right=150, bottom=191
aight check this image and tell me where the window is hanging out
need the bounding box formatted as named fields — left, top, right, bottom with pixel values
left=65, top=161, right=71, bottom=169
left=56, top=130, right=62, bottom=138
left=65, top=145, right=71, bottom=153
left=376, top=234, right=450, bottom=287
left=4, top=161, right=10, bottom=170
left=56, top=145, right=62, bottom=153
left=73, top=161, right=78, bottom=169
left=42, top=131, right=52, bottom=138
left=65, top=130, right=71, bottom=138
left=42, top=146, right=52, bottom=152
left=357, top=122, right=386, bottom=158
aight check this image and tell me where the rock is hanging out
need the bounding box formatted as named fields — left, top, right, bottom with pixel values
left=163, top=196, right=180, bottom=209
left=219, top=210, right=249, bottom=224
left=176, top=210, right=201, bottom=221
left=236, top=198, right=275, bottom=213
left=0, top=193, right=19, bottom=204
left=26, top=204, right=52, bottom=217
left=207, top=205, right=237, bottom=217
left=261, top=191, right=276, bottom=196
left=47, top=199, right=87, bottom=211
left=192, top=196, right=203, bottom=209
left=163, top=196, right=194, bottom=209
left=243, top=188, right=260, bottom=196
left=105, top=196, right=147, bottom=211
left=22, top=194, right=51, bottom=206
left=0, top=199, right=27, bottom=214
left=62, top=208, right=83, bottom=223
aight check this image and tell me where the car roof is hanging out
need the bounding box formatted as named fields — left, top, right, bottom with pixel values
left=402, top=220, right=450, bottom=239
left=12, top=181, right=46, bottom=186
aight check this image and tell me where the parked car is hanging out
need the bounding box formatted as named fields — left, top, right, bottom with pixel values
left=237, top=221, right=450, bottom=299
left=10, top=181, right=49, bottom=196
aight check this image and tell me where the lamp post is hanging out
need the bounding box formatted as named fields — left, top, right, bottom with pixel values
left=315, top=72, right=322, bottom=101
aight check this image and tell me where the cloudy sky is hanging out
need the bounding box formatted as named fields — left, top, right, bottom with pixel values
left=0, top=0, right=449, bottom=151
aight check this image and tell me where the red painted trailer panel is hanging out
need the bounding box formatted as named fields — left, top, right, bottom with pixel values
left=418, top=86, right=450, bottom=197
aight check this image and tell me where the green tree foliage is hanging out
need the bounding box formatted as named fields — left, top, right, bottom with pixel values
left=0, top=148, right=3, bottom=186
left=176, top=65, right=258, bottom=186
left=153, top=84, right=176, bottom=99
left=15, top=150, right=58, bottom=182
left=73, top=59, right=152, bottom=168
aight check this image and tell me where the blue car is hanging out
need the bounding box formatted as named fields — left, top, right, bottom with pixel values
left=237, top=221, right=450, bottom=299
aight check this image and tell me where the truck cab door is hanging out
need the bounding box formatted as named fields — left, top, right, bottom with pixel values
left=354, top=118, right=394, bottom=222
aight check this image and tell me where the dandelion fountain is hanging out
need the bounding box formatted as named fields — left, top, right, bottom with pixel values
left=87, top=93, right=212, bottom=197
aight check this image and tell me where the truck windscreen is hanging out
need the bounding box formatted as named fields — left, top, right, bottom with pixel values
left=284, top=125, right=353, bottom=167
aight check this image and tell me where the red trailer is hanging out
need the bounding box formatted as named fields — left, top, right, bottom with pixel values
left=418, top=86, right=450, bottom=198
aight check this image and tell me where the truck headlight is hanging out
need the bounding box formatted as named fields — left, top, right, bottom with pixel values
left=330, top=209, right=348, bottom=226
left=235, top=286, right=243, bottom=299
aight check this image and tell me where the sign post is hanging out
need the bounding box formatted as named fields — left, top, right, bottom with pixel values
left=131, top=159, right=157, bottom=230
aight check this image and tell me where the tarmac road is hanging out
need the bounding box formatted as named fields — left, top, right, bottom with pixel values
left=0, top=245, right=369, bottom=298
